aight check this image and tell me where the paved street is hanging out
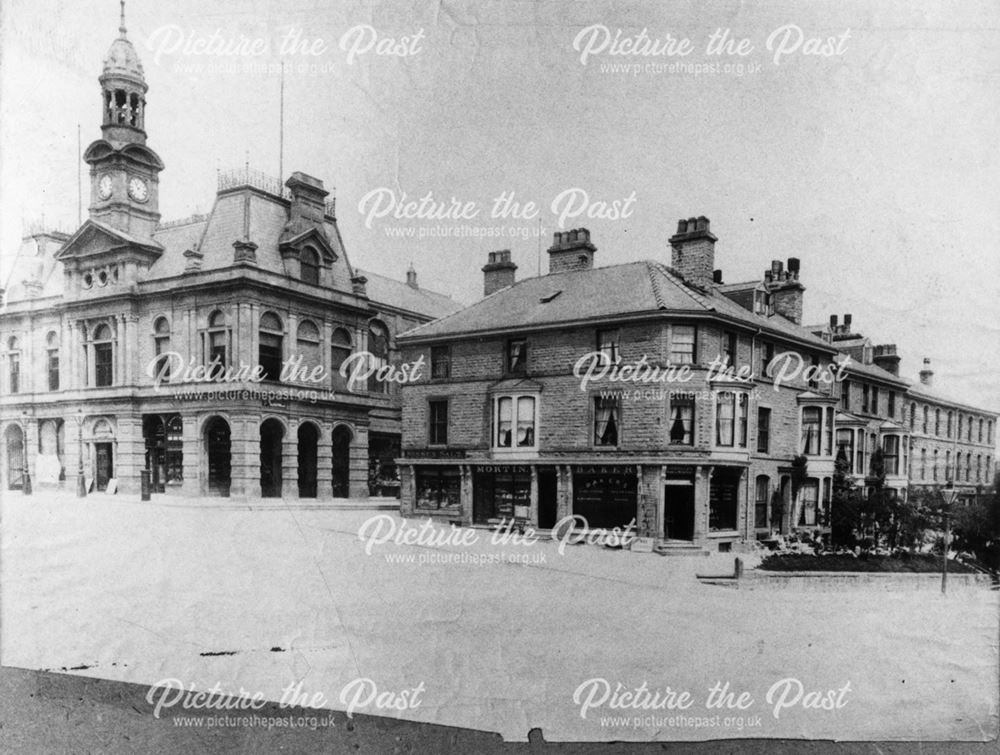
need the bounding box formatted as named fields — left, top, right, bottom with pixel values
left=1, top=491, right=997, bottom=742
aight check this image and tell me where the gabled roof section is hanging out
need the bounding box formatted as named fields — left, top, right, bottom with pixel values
left=278, top=224, right=338, bottom=262
left=55, top=218, right=164, bottom=259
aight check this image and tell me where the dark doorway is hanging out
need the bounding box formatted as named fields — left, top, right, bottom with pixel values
left=143, top=415, right=167, bottom=493
left=297, top=423, right=318, bottom=498
left=538, top=467, right=558, bottom=529
left=260, top=419, right=284, bottom=498
left=95, top=442, right=113, bottom=491
left=332, top=426, right=352, bottom=498
left=5, top=425, right=24, bottom=490
left=664, top=483, right=695, bottom=540
left=205, top=418, right=231, bottom=496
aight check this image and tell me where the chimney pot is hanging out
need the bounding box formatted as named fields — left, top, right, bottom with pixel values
left=829, top=314, right=838, bottom=329
left=787, top=257, right=800, bottom=276
left=669, top=215, right=717, bottom=290
left=712, top=269, right=723, bottom=284
left=547, top=228, right=596, bottom=274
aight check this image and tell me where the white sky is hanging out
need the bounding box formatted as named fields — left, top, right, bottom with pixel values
left=2, top=0, right=998, bottom=414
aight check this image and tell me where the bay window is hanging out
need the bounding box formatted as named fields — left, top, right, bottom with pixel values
left=494, top=394, right=537, bottom=450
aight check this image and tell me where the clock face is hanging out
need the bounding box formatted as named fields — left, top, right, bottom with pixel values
left=128, top=176, right=149, bottom=202
left=98, top=174, right=113, bottom=200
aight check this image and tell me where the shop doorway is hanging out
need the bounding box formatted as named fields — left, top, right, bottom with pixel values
left=664, top=483, right=695, bottom=540
left=537, top=468, right=558, bottom=529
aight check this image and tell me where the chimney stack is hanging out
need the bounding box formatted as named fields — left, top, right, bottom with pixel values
left=406, top=263, right=418, bottom=289
left=764, top=256, right=805, bottom=324
left=548, top=229, right=596, bottom=274
left=482, top=249, right=517, bottom=296
left=843, top=313, right=852, bottom=332
left=285, top=172, right=328, bottom=225
left=669, top=216, right=716, bottom=290
left=919, top=357, right=934, bottom=386
left=873, top=344, right=901, bottom=376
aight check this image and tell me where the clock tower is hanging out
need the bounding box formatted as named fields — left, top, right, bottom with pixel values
left=82, top=1, right=164, bottom=241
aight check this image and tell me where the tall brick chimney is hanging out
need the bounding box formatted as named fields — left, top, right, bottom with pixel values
left=406, top=263, right=418, bottom=289
left=482, top=249, right=517, bottom=296
left=873, top=344, right=901, bottom=376
left=764, top=257, right=805, bottom=324
left=919, top=357, right=934, bottom=386
left=547, top=229, right=596, bottom=274
left=669, top=216, right=716, bottom=290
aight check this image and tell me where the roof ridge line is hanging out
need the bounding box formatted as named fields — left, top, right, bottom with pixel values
left=647, top=260, right=713, bottom=310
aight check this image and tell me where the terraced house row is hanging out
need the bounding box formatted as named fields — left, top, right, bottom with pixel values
left=396, top=222, right=997, bottom=552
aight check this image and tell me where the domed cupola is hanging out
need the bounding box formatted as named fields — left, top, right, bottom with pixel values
left=99, top=1, right=148, bottom=145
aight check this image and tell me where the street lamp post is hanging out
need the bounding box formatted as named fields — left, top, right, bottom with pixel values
left=21, top=410, right=31, bottom=496
left=941, top=481, right=959, bottom=595
left=75, top=409, right=87, bottom=498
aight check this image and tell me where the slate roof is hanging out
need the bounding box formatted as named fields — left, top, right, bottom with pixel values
left=2, top=187, right=459, bottom=321
left=399, top=260, right=837, bottom=351
left=907, top=383, right=1000, bottom=415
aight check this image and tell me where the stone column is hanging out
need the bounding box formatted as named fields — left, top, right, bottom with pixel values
left=461, top=464, right=473, bottom=523
left=529, top=465, right=539, bottom=526
left=693, top=465, right=708, bottom=543
left=180, top=414, right=200, bottom=496
left=557, top=465, right=572, bottom=521
left=399, top=464, right=415, bottom=516
left=115, top=415, right=143, bottom=495
left=230, top=414, right=261, bottom=499
left=125, top=314, right=138, bottom=384
left=317, top=421, right=334, bottom=500
left=349, top=424, right=370, bottom=499
left=281, top=417, right=299, bottom=500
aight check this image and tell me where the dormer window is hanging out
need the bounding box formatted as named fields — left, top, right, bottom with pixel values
left=300, top=247, right=320, bottom=285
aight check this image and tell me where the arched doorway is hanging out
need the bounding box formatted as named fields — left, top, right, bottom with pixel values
left=332, top=426, right=352, bottom=498
left=5, top=424, right=24, bottom=490
left=260, top=418, right=284, bottom=498
left=298, top=422, right=319, bottom=498
left=205, top=417, right=231, bottom=497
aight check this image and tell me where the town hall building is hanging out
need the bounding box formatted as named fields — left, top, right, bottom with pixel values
left=0, top=14, right=458, bottom=499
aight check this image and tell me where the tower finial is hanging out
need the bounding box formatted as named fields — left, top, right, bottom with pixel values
left=119, top=0, right=127, bottom=37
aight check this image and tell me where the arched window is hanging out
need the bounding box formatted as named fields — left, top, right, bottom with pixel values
left=93, top=324, right=114, bottom=387
left=259, top=312, right=284, bottom=381
left=966, top=453, right=972, bottom=482
left=300, top=247, right=320, bottom=285
left=153, top=316, right=171, bottom=382
left=368, top=322, right=390, bottom=393
left=945, top=450, right=952, bottom=481
left=296, top=320, right=321, bottom=376
left=46, top=331, right=60, bottom=391
left=946, top=411, right=953, bottom=437
left=932, top=449, right=939, bottom=481
left=922, top=406, right=928, bottom=434
left=977, top=455, right=982, bottom=482
left=909, top=402, right=916, bottom=431
left=331, top=327, right=353, bottom=389
left=6, top=336, right=20, bottom=394
left=207, top=310, right=227, bottom=376
left=978, top=418, right=984, bottom=443
left=920, top=448, right=926, bottom=480
left=934, top=409, right=941, bottom=436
